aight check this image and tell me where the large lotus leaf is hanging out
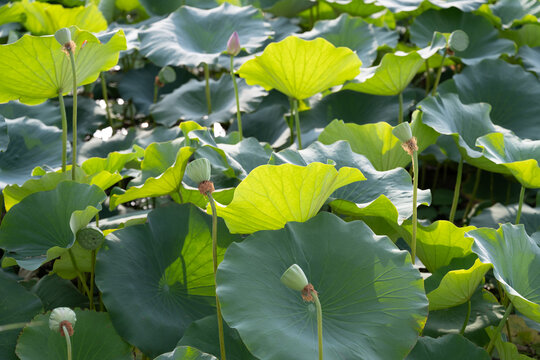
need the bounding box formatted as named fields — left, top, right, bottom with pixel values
left=0, top=2, right=24, bottom=27
left=0, top=27, right=126, bottom=105
left=137, top=0, right=182, bottom=15
left=452, top=59, right=540, bottom=140
left=502, top=23, right=540, bottom=48
left=217, top=212, right=428, bottom=360
left=406, top=334, right=490, bottom=360
left=475, top=132, right=540, bottom=188
left=376, top=0, right=486, bottom=13
left=15, top=310, right=131, bottom=360
left=96, top=204, right=239, bottom=357
left=0, top=182, right=106, bottom=270
left=342, top=51, right=423, bottom=95
left=139, top=4, right=273, bottom=68
left=471, top=203, right=540, bottom=236
left=299, top=13, right=398, bottom=66
left=427, top=258, right=491, bottom=310
left=489, top=0, right=540, bottom=26
left=0, top=100, right=60, bottom=127
left=410, top=9, right=515, bottom=65
left=155, top=346, right=217, bottom=360
left=318, top=117, right=439, bottom=171
left=325, top=0, right=385, bottom=17
left=519, top=46, right=540, bottom=76
left=467, top=224, right=540, bottom=322
left=17, top=0, right=107, bottom=35
left=178, top=315, right=256, bottom=360
left=0, top=271, right=43, bottom=360
left=272, top=141, right=431, bottom=225
left=211, top=162, right=365, bottom=234
left=238, top=36, right=361, bottom=100
left=0, top=117, right=64, bottom=187
left=150, top=76, right=266, bottom=127
left=31, top=273, right=88, bottom=311
left=110, top=147, right=194, bottom=209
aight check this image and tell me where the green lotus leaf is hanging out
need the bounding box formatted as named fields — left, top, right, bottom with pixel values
left=452, top=59, right=540, bottom=140
left=137, top=0, right=182, bottom=15
left=51, top=242, right=92, bottom=280
left=244, top=0, right=313, bottom=17
left=0, top=271, right=43, bottom=360
left=410, top=9, right=515, bottom=65
left=502, top=23, right=540, bottom=48
left=0, top=2, right=24, bottom=27
left=178, top=315, right=256, bottom=360
left=272, top=141, right=431, bottom=225
left=217, top=212, right=428, bottom=360
left=96, top=204, right=239, bottom=357
left=471, top=203, right=540, bottom=236
left=139, top=4, right=273, bottom=68
left=489, top=0, right=540, bottom=26
left=31, top=273, right=88, bottom=311
left=211, top=162, right=365, bottom=234
left=0, top=27, right=126, bottom=105
left=298, top=13, right=398, bottom=66
left=342, top=51, right=423, bottom=95
left=0, top=100, right=60, bottom=127
left=406, top=334, right=490, bottom=360
left=0, top=117, right=64, bottom=187
left=485, top=326, right=534, bottom=360
left=154, top=346, right=217, bottom=360
left=318, top=116, right=439, bottom=171
left=15, top=309, right=132, bottom=360
left=519, top=46, right=540, bottom=76
left=238, top=36, right=361, bottom=100
left=475, top=132, right=540, bottom=188
left=325, top=0, right=385, bottom=17
left=81, top=149, right=142, bottom=175
left=150, top=76, right=266, bottom=127
left=427, top=258, right=491, bottom=310
left=0, top=181, right=106, bottom=270
left=467, top=224, right=540, bottom=322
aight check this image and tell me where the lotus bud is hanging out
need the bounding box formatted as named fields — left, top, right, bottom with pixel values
left=227, top=31, right=241, bottom=57
left=448, top=30, right=469, bottom=52
left=54, top=28, right=71, bottom=46
left=76, top=226, right=105, bottom=250
left=392, top=122, right=413, bottom=143
left=186, top=158, right=214, bottom=194
left=281, top=264, right=309, bottom=292
left=158, top=66, right=176, bottom=85
left=49, top=307, right=76, bottom=336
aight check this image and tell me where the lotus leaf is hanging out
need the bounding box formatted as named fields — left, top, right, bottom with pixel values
left=468, top=224, right=540, bottom=322
left=471, top=203, right=540, bottom=236
left=137, top=0, right=183, bottom=15
left=211, top=162, right=365, bottom=234
left=0, top=2, right=24, bottom=26
left=489, top=0, right=540, bottom=26
left=0, top=27, right=126, bottom=105
left=519, top=46, right=540, bottom=75
left=217, top=212, right=428, bottom=360
left=154, top=346, right=217, bottom=360
left=0, top=100, right=60, bottom=127
left=238, top=36, right=362, bottom=100
left=244, top=0, right=313, bottom=17
left=31, top=273, right=88, bottom=311
left=325, top=0, right=385, bottom=17
left=406, top=334, right=490, bottom=360
left=485, top=326, right=534, bottom=360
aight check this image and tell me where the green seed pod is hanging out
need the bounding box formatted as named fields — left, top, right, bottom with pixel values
left=49, top=307, right=77, bottom=332
left=448, top=30, right=469, bottom=52
left=185, top=158, right=211, bottom=185
left=392, top=122, right=413, bottom=143
left=158, top=66, right=176, bottom=84
left=281, top=264, right=309, bottom=292
left=76, top=226, right=104, bottom=250
left=54, top=27, right=72, bottom=46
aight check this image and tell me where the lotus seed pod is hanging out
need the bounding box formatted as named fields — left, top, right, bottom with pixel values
left=227, top=31, right=241, bottom=56
left=281, top=264, right=309, bottom=292
left=158, top=66, right=176, bottom=84
left=76, top=226, right=105, bottom=250
left=54, top=28, right=72, bottom=46
left=392, top=122, right=413, bottom=143
left=49, top=307, right=76, bottom=334
left=448, top=30, right=469, bottom=52
left=186, top=158, right=212, bottom=185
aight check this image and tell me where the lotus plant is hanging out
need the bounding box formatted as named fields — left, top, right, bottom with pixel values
left=49, top=307, right=77, bottom=360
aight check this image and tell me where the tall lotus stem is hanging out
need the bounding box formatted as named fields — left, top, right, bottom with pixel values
left=398, top=92, right=403, bottom=124
left=431, top=50, right=447, bottom=96
left=515, top=185, right=525, bottom=224
left=459, top=300, right=471, bottom=335
left=486, top=302, right=514, bottom=354
left=203, top=62, right=212, bottom=114
left=293, top=99, right=302, bottom=149
left=227, top=32, right=243, bottom=140
left=449, top=157, right=463, bottom=223
left=58, top=92, right=68, bottom=172
left=100, top=72, right=113, bottom=127
left=49, top=307, right=76, bottom=360
left=68, top=49, right=78, bottom=181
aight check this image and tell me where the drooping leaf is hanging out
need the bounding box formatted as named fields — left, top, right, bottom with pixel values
left=217, top=212, right=428, bottom=360
left=154, top=346, right=217, bottom=360
left=211, top=162, right=365, bottom=234
left=238, top=36, right=362, bottom=100
left=0, top=27, right=126, bottom=105
left=406, top=334, right=490, bottom=360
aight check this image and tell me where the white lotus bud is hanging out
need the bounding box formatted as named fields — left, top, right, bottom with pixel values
left=281, top=264, right=309, bottom=292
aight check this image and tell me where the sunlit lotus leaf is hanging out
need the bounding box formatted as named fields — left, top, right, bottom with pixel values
left=489, top=0, right=540, bottom=26
left=154, top=346, right=217, bottom=360
left=238, top=36, right=361, bottom=100
left=15, top=310, right=132, bottom=360
left=476, top=132, right=540, bottom=188
left=325, top=0, right=385, bottom=17
left=471, top=203, right=540, bottom=236
left=211, top=162, right=365, bottom=234
left=217, top=212, right=428, bottom=360
left=376, top=0, right=486, bottom=13
left=0, top=27, right=126, bottom=105
left=299, top=13, right=398, bottom=66
left=519, top=46, right=540, bottom=76
left=0, top=2, right=24, bottom=27
left=468, top=224, right=540, bottom=322
left=410, top=9, right=515, bottom=65
left=406, top=334, right=490, bottom=360
left=139, top=4, right=273, bottom=68
left=502, top=23, right=540, bottom=48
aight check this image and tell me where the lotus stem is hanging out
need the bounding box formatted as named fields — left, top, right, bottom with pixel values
left=203, top=62, right=212, bottom=114
left=89, top=214, right=99, bottom=311
left=463, top=168, right=481, bottom=223
left=207, top=192, right=227, bottom=360
left=68, top=248, right=91, bottom=303
left=398, top=92, right=403, bottom=124
left=411, top=149, right=418, bottom=265
left=230, top=55, right=243, bottom=140
left=288, top=97, right=295, bottom=146
left=459, top=300, right=471, bottom=335
left=58, top=92, right=68, bottom=173
left=62, top=325, right=72, bottom=360
left=68, top=49, right=78, bottom=181
left=100, top=72, right=113, bottom=128
left=515, top=185, right=525, bottom=224
left=449, top=157, right=463, bottom=223
left=0, top=322, right=32, bottom=332
left=312, top=290, right=323, bottom=360
left=486, top=302, right=513, bottom=354
left=293, top=99, right=302, bottom=149
left=424, top=59, right=431, bottom=95
left=431, top=50, right=448, bottom=96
